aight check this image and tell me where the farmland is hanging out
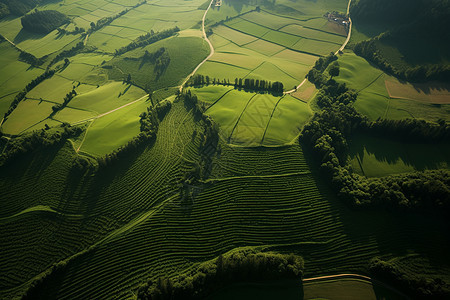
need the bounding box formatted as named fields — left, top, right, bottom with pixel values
left=334, top=52, right=450, bottom=121
left=0, top=0, right=450, bottom=298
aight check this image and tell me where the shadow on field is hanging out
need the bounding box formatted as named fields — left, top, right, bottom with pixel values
left=13, top=29, right=45, bottom=44
left=299, top=141, right=450, bottom=276
left=207, top=279, right=304, bottom=300
left=347, top=133, right=450, bottom=171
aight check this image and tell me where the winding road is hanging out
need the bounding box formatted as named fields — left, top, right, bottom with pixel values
left=284, top=0, right=353, bottom=95
left=178, top=0, right=215, bottom=92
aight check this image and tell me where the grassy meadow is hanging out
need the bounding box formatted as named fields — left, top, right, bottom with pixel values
left=190, top=86, right=312, bottom=146
left=334, top=52, right=450, bottom=121
left=348, top=134, right=450, bottom=177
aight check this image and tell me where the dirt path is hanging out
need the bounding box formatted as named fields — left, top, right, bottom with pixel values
left=178, top=0, right=215, bottom=91
left=335, top=0, right=353, bottom=55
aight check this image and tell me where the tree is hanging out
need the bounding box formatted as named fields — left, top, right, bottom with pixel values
left=328, top=62, right=340, bottom=79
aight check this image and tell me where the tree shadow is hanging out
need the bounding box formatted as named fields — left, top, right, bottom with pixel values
left=13, top=28, right=45, bottom=44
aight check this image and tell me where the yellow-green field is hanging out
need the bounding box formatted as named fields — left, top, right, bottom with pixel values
left=190, top=86, right=312, bottom=146
left=335, top=51, right=450, bottom=121
left=199, top=0, right=349, bottom=90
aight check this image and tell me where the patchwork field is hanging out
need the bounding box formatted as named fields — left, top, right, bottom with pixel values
left=335, top=52, right=450, bottom=121
left=199, top=0, right=349, bottom=90
left=349, top=134, right=450, bottom=177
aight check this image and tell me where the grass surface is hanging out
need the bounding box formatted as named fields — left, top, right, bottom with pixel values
left=335, top=52, right=450, bottom=121
left=349, top=134, right=450, bottom=177
left=191, top=87, right=311, bottom=146
left=1, top=102, right=449, bottom=299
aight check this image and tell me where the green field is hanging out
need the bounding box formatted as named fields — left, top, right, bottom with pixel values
left=1, top=101, right=450, bottom=299
left=335, top=51, right=450, bottom=121
left=0, top=0, right=449, bottom=298
left=199, top=0, right=349, bottom=90
left=349, top=134, right=450, bottom=177
left=190, top=86, right=312, bottom=146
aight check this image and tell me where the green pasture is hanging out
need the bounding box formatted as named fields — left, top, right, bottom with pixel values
left=262, top=95, right=312, bottom=145
left=106, top=36, right=209, bottom=91
left=68, top=81, right=146, bottom=114
left=188, top=85, right=233, bottom=105
left=1, top=99, right=54, bottom=135
left=0, top=43, right=44, bottom=116
left=349, top=134, right=450, bottom=177
left=26, top=76, right=78, bottom=104
left=335, top=52, right=449, bottom=121
left=192, top=87, right=311, bottom=146
left=303, top=278, right=406, bottom=300
left=79, top=98, right=150, bottom=156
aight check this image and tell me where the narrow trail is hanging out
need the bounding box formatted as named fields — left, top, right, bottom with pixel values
left=178, top=0, right=215, bottom=91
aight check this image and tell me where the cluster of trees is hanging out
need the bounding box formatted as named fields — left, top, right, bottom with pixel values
left=364, top=118, right=450, bottom=143
left=188, top=74, right=285, bottom=95
left=51, top=88, right=77, bottom=115
left=137, top=249, right=304, bottom=299
left=49, top=41, right=84, bottom=67
left=56, top=26, right=85, bottom=36
left=146, top=48, right=170, bottom=77
left=94, top=101, right=172, bottom=169
left=114, top=26, right=180, bottom=56
left=0, top=0, right=37, bottom=18
left=3, top=69, right=55, bottom=119
left=18, top=50, right=45, bottom=66
left=21, top=10, right=69, bottom=34
left=301, top=102, right=450, bottom=212
left=369, top=257, right=450, bottom=298
left=0, top=123, right=82, bottom=166
left=178, top=90, right=219, bottom=182
left=354, top=38, right=450, bottom=82
left=307, top=52, right=338, bottom=87
left=301, top=54, right=450, bottom=213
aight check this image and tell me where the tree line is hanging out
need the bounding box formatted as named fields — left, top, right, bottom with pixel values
left=353, top=38, right=450, bottom=82
left=188, top=74, right=285, bottom=95
left=0, top=123, right=83, bottom=167
left=137, top=249, right=304, bottom=299
left=91, top=101, right=172, bottom=170
left=51, top=88, right=77, bottom=115
left=300, top=54, right=450, bottom=214
left=21, top=10, right=69, bottom=34
left=114, top=26, right=180, bottom=56
left=49, top=41, right=84, bottom=67
left=177, top=90, right=219, bottom=204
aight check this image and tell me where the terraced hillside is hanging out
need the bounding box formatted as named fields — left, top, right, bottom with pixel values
left=2, top=100, right=449, bottom=298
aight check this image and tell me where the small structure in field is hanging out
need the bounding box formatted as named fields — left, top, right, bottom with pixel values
left=324, top=11, right=349, bottom=30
